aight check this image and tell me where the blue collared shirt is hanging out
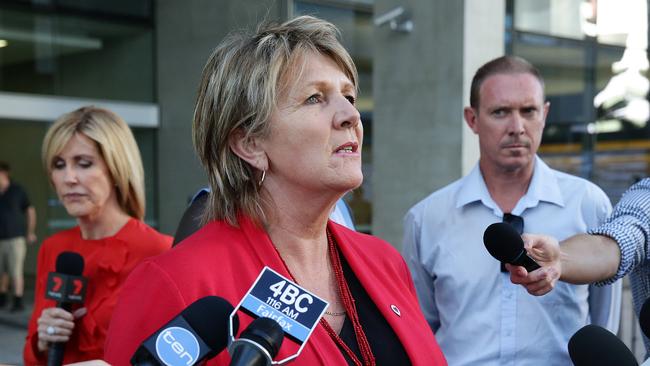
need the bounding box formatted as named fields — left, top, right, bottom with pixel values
left=330, top=199, right=355, bottom=230
left=403, top=156, right=621, bottom=366
left=590, top=177, right=650, bottom=354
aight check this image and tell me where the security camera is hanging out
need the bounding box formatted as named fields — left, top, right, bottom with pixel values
left=373, top=6, right=413, bottom=33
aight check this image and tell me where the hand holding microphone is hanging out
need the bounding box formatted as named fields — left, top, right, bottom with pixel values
left=483, top=222, right=541, bottom=272
left=483, top=224, right=563, bottom=296
left=38, top=251, right=88, bottom=366
left=37, top=307, right=87, bottom=350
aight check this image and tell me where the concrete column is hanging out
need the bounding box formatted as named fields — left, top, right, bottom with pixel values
left=372, top=0, right=503, bottom=249
left=462, top=0, right=505, bottom=175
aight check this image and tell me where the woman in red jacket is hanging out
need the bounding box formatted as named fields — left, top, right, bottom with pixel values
left=24, top=107, right=172, bottom=365
left=105, top=16, right=447, bottom=366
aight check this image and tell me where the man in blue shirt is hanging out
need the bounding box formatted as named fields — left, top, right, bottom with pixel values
left=403, top=56, right=621, bottom=365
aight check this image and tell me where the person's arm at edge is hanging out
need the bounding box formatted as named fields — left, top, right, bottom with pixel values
left=558, top=178, right=650, bottom=284
left=508, top=233, right=621, bottom=295
left=586, top=190, right=621, bottom=333
left=510, top=178, right=650, bottom=295
left=561, top=234, right=620, bottom=284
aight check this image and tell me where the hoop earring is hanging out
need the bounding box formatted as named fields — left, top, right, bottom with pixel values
left=258, top=170, right=266, bottom=187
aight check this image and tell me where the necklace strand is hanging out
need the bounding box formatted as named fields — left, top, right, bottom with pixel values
left=326, top=229, right=376, bottom=366
left=271, top=229, right=375, bottom=366
left=325, top=310, right=347, bottom=316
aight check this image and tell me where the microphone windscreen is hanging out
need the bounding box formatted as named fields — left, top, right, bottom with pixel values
left=182, top=296, right=239, bottom=357
left=483, top=222, right=524, bottom=262
left=639, top=297, right=650, bottom=339
left=55, top=251, right=84, bottom=276
left=568, top=324, right=638, bottom=366
left=240, top=317, right=284, bottom=358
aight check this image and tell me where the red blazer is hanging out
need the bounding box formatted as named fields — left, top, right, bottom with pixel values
left=104, top=216, right=446, bottom=365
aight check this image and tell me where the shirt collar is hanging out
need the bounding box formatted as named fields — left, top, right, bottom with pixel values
left=455, top=156, right=565, bottom=214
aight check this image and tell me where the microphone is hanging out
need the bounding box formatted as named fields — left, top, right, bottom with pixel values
left=229, top=317, right=284, bottom=366
left=46, top=251, right=86, bottom=366
left=131, top=296, right=239, bottom=366
left=568, top=324, right=638, bottom=366
left=483, top=222, right=540, bottom=272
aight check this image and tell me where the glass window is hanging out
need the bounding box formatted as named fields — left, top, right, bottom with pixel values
left=594, top=0, right=636, bottom=46
left=0, top=6, right=154, bottom=102
left=514, top=0, right=585, bottom=40
left=57, top=0, right=153, bottom=19
left=5, top=0, right=152, bottom=19
left=511, top=0, right=649, bottom=205
left=513, top=33, right=587, bottom=125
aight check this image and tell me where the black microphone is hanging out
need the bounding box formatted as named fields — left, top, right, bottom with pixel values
left=229, top=317, right=284, bottom=366
left=483, top=222, right=540, bottom=272
left=46, top=251, right=86, bottom=366
left=568, top=324, right=638, bottom=366
left=131, top=296, right=239, bottom=366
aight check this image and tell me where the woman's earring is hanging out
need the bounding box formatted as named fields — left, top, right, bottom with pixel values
left=258, top=170, right=266, bottom=187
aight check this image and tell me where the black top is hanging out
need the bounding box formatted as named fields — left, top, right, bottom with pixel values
left=338, top=254, right=411, bottom=365
left=0, top=181, right=31, bottom=239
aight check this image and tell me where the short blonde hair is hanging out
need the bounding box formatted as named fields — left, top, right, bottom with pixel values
left=42, top=106, right=146, bottom=220
left=193, top=15, right=357, bottom=226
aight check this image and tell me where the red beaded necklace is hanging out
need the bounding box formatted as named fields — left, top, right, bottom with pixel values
left=273, top=229, right=376, bottom=366
left=322, top=229, right=376, bottom=366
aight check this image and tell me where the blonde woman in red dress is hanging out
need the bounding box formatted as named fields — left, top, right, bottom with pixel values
left=24, top=107, right=171, bottom=365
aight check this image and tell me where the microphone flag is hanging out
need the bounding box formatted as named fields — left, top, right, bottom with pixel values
left=45, top=272, right=87, bottom=304
left=229, top=266, right=328, bottom=364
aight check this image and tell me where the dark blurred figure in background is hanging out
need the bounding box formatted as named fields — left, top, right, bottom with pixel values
left=23, top=107, right=172, bottom=365
left=0, top=161, right=37, bottom=312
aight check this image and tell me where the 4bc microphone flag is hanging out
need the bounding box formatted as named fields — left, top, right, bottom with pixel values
left=229, top=266, right=328, bottom=364
left=235, top=267, right=328, bottom=345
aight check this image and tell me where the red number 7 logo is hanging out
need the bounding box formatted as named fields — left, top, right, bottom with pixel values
left=52, top=276, right=63, bottom=292
left=73, top=279, right=83, bottom=295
